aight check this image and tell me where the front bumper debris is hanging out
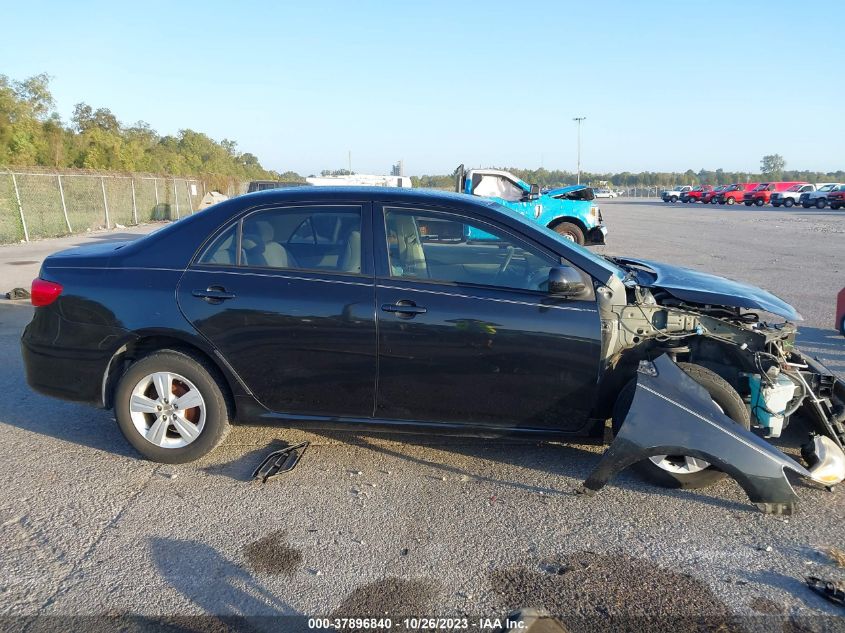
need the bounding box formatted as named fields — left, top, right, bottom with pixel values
left=587, top=225, right=607, bottom=245
left=582, top=355, right=813, bottom=514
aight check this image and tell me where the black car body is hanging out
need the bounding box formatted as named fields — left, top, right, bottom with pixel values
left=21, top=188, right=845, bottom=511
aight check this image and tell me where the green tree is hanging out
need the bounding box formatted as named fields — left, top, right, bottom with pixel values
left=760, top=154, right=786, bottom=178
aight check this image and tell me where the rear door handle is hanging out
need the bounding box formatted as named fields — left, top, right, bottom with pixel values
left=381, top=300, right=427, bottom=318
left=192, top=286, right=236, bottom=303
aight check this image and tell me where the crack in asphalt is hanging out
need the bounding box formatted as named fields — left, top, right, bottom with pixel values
left=25, top=465, right=158, bottom=623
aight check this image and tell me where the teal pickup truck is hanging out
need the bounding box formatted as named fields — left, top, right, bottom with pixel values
left=455, top=165, right=607, bottom=245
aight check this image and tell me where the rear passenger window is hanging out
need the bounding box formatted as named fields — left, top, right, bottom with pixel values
left=197, top=224, right=238, bottom=266
left=240, top=206, right=363, bottom=274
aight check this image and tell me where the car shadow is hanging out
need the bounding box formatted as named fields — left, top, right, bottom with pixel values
left=202, top=438, right=293, bottom=481
left=297, top=428, right=756, bottom=513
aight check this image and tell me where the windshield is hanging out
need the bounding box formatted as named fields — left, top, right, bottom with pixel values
left=786, top=185, right=802, bottom=192
left=726, top=184, right=739, bottom=191
left=752, top=184, right=768, bottom=192
left=819, top=184, right=836, bottom=192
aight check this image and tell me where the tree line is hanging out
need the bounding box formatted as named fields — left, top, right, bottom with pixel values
left=3, top=74, right=842, bottom=193
left=0, top=73, right=285, bottom=191
left=412, top=160, right=845, bottom=191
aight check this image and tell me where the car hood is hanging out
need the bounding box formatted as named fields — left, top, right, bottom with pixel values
left=546, top=185, right=594, bottom=201
left=614, top=257, right=801, bottom=321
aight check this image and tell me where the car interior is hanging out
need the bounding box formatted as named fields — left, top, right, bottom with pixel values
left=385, top=210, right=555, bottom=292
left=199, top=208, right=362, bottom=274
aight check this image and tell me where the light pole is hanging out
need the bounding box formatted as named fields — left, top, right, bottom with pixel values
left=573, top=116, right=586, bottom=184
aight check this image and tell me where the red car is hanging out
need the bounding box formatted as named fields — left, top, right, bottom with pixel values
left=743, top=182, right=808, bottom=206
left=838, top=287, right=845, bottom=336
left=680, top=185, right=714, bottom=203
left=829, top=186, right=845, bottom=210
left=701, top=185, right=728, bottom=204
left=716, top=183, right=759, bottom=205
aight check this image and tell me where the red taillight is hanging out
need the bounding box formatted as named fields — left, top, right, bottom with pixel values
left=31, top=278, right=63, bottom=307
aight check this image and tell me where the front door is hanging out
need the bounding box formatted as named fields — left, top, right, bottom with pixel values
left=177, top=202, right=376, bottom=417
left=373, top=204, right=602, bottom=431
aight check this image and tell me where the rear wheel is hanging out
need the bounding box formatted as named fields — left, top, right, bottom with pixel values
left=551, top=221, right=585, bottom=245
left=755, top=198, right=765, bottom=206
left=612, top=363, right=750, bottom=489
left=114, top=349, right=231, bottom=463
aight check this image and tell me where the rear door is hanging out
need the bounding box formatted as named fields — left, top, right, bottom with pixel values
left=177, top=202, right=377, bottom=417
left=373, top=203, right=602, bottom=432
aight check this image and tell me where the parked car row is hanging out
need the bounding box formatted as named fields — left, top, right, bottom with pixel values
left=662, top=182, right=845, bottom=208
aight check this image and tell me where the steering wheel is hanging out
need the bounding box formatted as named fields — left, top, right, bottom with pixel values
left=496, top=245, right=515, bottom=279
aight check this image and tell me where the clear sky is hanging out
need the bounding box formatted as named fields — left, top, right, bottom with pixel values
left=2, top=0, right=843, bottom=176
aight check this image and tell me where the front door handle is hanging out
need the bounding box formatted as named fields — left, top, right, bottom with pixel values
left=381, top=300, right=427, bottom=318
left=192, top=285, right=236, bottom=303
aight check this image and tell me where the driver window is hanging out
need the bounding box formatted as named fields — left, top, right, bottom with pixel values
left=384, top=208, right=559, bottom=292
left=474, top=175, right=525, bottom=202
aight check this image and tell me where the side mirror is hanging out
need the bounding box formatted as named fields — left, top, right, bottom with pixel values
left=548, top=266, right=586, bottom=297
left=528, top=183, right=540, bottom=200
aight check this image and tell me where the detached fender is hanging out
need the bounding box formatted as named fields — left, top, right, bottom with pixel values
left=583, top=355, right=811, bottom=514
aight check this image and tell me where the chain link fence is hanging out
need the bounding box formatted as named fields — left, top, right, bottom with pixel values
left=0, top=168, right=237, bottom=244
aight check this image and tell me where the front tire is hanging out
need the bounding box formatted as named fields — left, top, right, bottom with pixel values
left=784, top=198, right=794, bottom=208
left=551, top=221, right=585, bottom=245
left=816, top=198, right=827, bottom=209
left=726, top=197, right=736, bottom=205
left=755, top=198, right=765, bottom=206
left=114, top=349, right=231, bottom=463
left=670, top=195, right=678, bottom=203
left=612, top=363, right=750, bottom=490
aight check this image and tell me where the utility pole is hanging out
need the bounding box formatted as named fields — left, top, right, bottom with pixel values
left=348, top=150, right=352, bottom=174
left=573, top=116, right=586, bottom=184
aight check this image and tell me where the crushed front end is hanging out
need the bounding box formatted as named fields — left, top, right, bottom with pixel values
left=587, top=258, right=845, bottom=512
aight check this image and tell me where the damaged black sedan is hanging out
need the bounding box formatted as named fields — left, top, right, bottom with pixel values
left=21, top=187, right=845, bottom=512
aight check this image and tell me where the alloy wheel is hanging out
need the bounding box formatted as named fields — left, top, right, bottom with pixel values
left=128, top=371, right=206, bottom=448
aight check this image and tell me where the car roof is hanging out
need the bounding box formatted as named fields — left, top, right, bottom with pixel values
left=466, top=169, right=520, bottom=179
left=237, top=185, right=498, bottom=208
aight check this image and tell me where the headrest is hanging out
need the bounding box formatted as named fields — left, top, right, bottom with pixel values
left=254, top=220, right=274, bottom=242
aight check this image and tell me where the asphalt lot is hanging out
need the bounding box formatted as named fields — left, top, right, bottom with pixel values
left=1, top=199, right=845, bottom=630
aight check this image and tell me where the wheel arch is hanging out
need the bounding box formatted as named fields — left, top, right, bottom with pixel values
left=101, top=329, right=245, bottom=414
left=546, top=215, right=588, bottom=235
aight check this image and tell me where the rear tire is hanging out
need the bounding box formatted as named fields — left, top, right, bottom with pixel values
left=612, top=362, right=750, bottom=490
left=755, top=199, right=765, bottom=206
left=551, top=221, right=585, bottom=245
left=114, top=349, right=231, bottom=463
